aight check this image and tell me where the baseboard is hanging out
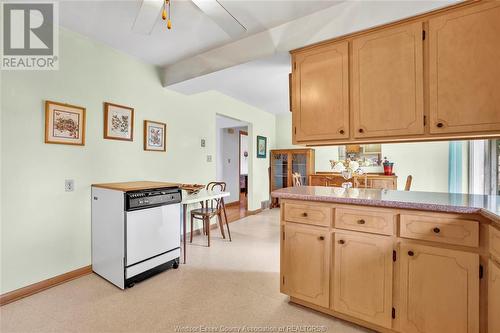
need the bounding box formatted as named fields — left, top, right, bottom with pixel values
left=224, top=201, right=240, bottom=207
left=0, top=265, right=92, bottom=306
left=248, top=208, right=263, bottom=215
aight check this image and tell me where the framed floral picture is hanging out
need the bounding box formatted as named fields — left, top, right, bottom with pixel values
left=104, top=102, right=134, bottom=141
left=257, top=135, right=267, bottom=158
left=144, top=120, right=166, bottom=152
left=45, top=100, right=86, bottom=146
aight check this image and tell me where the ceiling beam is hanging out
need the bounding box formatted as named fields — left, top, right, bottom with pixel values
left=161, top=0, right=458, bottom=87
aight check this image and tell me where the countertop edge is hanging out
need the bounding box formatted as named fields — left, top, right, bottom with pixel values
left=272, top=191, right=500, bottom=226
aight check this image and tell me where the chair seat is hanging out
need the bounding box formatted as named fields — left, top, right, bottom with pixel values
left=191, top=207, right=218, bottom=216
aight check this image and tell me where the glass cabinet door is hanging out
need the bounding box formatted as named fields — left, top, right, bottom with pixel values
left=273, top=153, right=289, bottom=189
left=292, top=153, right=308, bottom=185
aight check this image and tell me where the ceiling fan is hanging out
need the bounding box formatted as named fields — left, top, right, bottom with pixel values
left=132, top=0, right=247, bottom=38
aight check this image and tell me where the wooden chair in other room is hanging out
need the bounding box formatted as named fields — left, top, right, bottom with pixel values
left=190, top=182, right=232, bottom=247
left=292, top=172, right=302, bottom=186
left=405, top=175, right=413, bottom=191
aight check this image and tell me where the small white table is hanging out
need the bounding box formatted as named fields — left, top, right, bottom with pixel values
left=180, top=189, right=230, bottom=263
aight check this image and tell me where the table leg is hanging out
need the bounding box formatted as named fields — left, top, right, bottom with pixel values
left=183, top=203, right=187, bottom=264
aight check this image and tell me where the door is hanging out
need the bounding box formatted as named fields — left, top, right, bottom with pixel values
left=489, top=259, right=500, bottom=333
left=399, top=243, right=479, bottom=333
left=429, top=2, right=500, bottom=134
left=333, top=232, right=393, bottom=328
left=126, top=204, right=181, bottom=266
left=294, top=41, right=349, bottom=142
left=284, top=223, right=330, bottom=307
left=352, top=22, right=424, bottom=138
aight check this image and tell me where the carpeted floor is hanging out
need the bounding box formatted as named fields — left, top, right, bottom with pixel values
left=0, top=209, right=371, bottom=333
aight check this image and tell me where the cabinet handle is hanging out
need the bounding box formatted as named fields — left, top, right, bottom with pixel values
left=436, top=122, right=444, bottom=128
left=433, top=227, right=441, bottom=234
left=338, top=240, right=345, bottom=245
left=301, top=212, right=308, bottom=217
left=358, top=128, right=364, bottom=133
left=339, top=129, right=345, bottom=135
left=318, top=236, right=325, bottom=241
left=357, top=219, right=366, bottom=225
left=408, top=250, right=414, bottom=257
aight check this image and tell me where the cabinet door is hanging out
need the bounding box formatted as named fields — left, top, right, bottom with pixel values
left=489, top=259, right=500, bottom=333
left=271, top=152, right=289, bottom=190
left=333, top=232, right=393, bottom=328
left=284, top=223, right=330, bottom=307
left=291, top=153, right=308, bottom=185
left=294, top=42, right=349, bottom=142
left=352, top=22, right=424, bottom=138
left=429, top=2, right=500, bottom=134
left=399, top=243, right=479, bottom=333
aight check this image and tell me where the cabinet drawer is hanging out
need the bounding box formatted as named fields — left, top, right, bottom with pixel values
left=284, top=203, right=331, bottom=227
left=490, top=225, right=500, bottom=262
left=335, top=208, right=395, bottom=235
left=400, top=214, right=479, bottom=247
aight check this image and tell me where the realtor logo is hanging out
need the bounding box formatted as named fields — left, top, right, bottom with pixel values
left=1, top=2, right=59, bottom=70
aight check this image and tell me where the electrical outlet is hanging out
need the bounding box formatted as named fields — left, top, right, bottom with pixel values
left=206, top=155, right=212, bottom=162
left=65, top=179, right=74, bottom=192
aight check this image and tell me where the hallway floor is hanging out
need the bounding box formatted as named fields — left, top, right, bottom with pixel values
left=0, top=209, right=371, bottom=333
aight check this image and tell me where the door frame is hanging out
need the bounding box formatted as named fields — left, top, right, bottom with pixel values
left=239, top=130, right=248, bottom=202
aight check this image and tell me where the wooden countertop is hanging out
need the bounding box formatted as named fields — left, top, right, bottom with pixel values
left=92, top=181, right=180, bottom=192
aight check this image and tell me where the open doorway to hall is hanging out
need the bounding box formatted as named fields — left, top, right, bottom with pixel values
left=216, top=115, right=249, bottom=223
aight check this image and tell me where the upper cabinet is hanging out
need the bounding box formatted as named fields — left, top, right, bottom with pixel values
left=352, top=22, right=424, bottom=139
left=293, top=41, right=349, bottom=142
left=291, top=1, right=500, bottom=146
left=428, top=2, right=500, bottom=134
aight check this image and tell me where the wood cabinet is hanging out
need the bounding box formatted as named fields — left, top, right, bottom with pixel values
left=333, top=231, right=393, bottom=328
left=399, top=243, right=479, bottom=333
left=293, top=42, right=349, bottom=142
left=290, top=1, right=500, bottom=146
left=310, top=173, right=397, bottom=190
left=489, top=259, right=500, bottom=333
left=283, top=222, right=330, bottom=308
left=428, top=2, right=500, bottom=134
left=352, top=22, right=424, bottom=139
left=270, top=149, right=315, bottom=207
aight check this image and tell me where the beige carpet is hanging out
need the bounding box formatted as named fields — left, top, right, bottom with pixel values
left=0, top=209, right=371, bottom=333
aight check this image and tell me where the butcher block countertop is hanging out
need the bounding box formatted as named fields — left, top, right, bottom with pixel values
left=92, top=181, right=179, bottom=192
left=272, top=186, right=500, bottom=224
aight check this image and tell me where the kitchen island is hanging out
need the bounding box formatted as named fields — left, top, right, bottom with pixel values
left=272, top=186, right=500, bottom=333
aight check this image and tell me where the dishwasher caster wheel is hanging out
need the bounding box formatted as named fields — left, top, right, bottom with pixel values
left=172, top=259, right=179, bottom=269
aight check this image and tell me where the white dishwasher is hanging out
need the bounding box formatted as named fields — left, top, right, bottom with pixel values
left=92, top=185, right=181, bottom=289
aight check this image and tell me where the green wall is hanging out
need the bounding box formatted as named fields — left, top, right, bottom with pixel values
left=0, top=28, right=275, bottom=293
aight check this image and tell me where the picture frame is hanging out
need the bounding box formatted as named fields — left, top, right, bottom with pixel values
left=144, top=120, right=167, bottom=152
left=45, top=100, right=86, bottom=146
left=103, top=102, right=134, bottom=141
left=256, top=135, right=267, bottom=158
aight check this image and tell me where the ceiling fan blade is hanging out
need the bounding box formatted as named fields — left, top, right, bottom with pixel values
left=191, top=0, right=247, bottom=38
left=132, top=0, right=164, bottom=35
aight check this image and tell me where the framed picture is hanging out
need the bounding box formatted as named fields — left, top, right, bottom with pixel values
left=144, top=120, right=166, bottom=152
left=45, top=100, right=86, bottom=146
left=104, top=102, right=134, bottom=141
left=257, top=135, right=267, bottom=158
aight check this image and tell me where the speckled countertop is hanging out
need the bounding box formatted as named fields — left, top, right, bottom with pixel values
left=272, top=186, right=500, bottom=224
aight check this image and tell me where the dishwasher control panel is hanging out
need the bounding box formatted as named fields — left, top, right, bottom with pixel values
left=126, top=187, right=182, bottom=211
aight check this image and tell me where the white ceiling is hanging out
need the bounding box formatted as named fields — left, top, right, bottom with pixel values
left=58, top=0, right=341, bottom=66
left=170, top=52, right=291, bottom=114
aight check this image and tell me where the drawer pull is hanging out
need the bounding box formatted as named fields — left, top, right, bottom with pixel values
left=318, top=236, right=325, bottom=241
left=433, top=227, right=441, bottom=234
left=338, top=240, right=345, bottom=245
left=408, top=250, right=415, bottom=257
left=358, top=128, right=364, bottom=133
left=301, top=212, right=308, bottom=217
left=436, top=122, right=444, bottom=128
left=339, top=129, right=345, bottom=135
left=357, top=219, right=366, bottom=225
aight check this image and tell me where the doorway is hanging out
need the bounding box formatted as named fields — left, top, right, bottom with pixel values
left=216, top=115, right=249, bottom=222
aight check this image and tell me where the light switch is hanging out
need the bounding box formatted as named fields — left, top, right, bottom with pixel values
left=201, top=139, right=206, bottom=147
left=65, top=179, right=74, bottom=192
left=207, top=155, right=212, bottom=162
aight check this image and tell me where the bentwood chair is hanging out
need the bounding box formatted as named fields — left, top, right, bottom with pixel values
left=292, top=172, right=303, bottom=186
left=190, top=182, right=232, bottom=247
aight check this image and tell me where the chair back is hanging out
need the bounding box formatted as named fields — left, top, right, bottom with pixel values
left=404, top=175, right=413, bottom=191
left=206, top=181, right=226, bottom=210
left=292, top=173, right=302, bottom=187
